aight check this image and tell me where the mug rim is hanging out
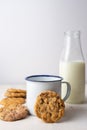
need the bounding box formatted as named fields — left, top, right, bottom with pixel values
left=25, top=75, right=63, bottom=82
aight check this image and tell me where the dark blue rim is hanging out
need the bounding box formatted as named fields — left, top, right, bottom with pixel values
left=25, top=75, right=63, bottom=82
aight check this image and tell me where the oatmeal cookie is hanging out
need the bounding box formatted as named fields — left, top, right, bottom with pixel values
left=0, top=97, right=25, bottom=106
left=34, top=90, right=65, bottom=123
left=4, top=92, right=26, bottom=98
left=0, top=104, right=29, bottom=121
left=6, top=88, right=26, bottom=93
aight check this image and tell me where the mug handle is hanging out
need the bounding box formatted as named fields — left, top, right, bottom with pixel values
left=61, top=81, right=71, bottom=101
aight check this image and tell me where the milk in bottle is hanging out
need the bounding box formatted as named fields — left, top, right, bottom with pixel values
left=59, top=31, right=85, bottom=104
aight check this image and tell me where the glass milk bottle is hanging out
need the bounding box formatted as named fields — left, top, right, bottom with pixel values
left=59, top=31, right=85, bottom=104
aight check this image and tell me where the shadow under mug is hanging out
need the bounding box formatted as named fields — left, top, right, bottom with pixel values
left=25, top=75, right=71, bottom=115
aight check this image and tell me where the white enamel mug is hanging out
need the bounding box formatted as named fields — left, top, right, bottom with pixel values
left=25, top=75, right=71, bottom=115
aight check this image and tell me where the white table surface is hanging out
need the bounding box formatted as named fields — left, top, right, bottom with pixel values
left=0, top=85, right=87, bottom=130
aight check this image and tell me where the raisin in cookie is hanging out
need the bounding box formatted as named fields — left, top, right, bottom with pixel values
left=34, top=90, right=65, bottom=123
left=0, top=104, right=29, bottom=121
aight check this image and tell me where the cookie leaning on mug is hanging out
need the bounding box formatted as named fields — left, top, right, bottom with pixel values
left=34, top=90, right=65, bottom=123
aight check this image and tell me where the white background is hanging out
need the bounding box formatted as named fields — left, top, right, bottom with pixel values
left=0, top=0, right=87, bottom=84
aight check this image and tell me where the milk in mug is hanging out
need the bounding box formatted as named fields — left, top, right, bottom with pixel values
left=59, top=61, right=85, bottom=104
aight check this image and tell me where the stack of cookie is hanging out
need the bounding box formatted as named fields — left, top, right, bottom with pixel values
left=0, top=88, right=26, bottom=107
left=0, top=88, right=29, bottom=121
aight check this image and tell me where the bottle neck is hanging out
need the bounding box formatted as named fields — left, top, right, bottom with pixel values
left=64, top=31, right=81, bottom=53
left=61, top=31, right=84, bottom=62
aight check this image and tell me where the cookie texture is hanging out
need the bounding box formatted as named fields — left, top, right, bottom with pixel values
left=0, top=98, right=25, bottom=106
left=4, top=92, right=26, bottom=98
left=6, top=88, right=26, bottom=93
left=4, top=88, right=26, bottom=98
left=34, top=90, right=65, bottom=123
left=0, top=104, right=29, bottom=121
left=0, top=88, right=29, bottom=121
